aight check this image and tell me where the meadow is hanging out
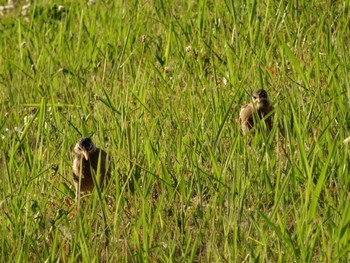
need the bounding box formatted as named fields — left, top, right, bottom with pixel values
left=1, top=0, right=350, bottom=261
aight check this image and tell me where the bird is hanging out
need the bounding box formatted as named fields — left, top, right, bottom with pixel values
left=239, top=89, right=274, bottom=134
left=72, top=137, right=110, bottom=201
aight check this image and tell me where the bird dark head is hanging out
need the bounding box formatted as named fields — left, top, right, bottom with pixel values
left=252, top=89, right=268, bottom=99
left=74, top=137, right=97, bottom=160
left=252, top=89, right=269, bottom=109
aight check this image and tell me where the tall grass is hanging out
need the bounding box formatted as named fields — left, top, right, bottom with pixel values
left=1, top=0, right=349, bottom=261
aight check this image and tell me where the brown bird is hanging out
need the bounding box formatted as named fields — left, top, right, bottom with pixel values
left=239, top=89, right=274, bottom=134
left=72, top=137, right=110, bottom=201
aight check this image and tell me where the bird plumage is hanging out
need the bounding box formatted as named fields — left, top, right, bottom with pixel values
left=72, top=138, right=110, bottom=200
left=239, top=89, right=273, bottom=134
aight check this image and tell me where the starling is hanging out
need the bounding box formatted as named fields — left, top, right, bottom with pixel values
left=72, top=137, right=110, bottom=200
left=239, top=89, right=274, bottom=134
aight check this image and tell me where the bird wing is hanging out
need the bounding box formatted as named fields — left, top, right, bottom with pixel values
left=239, top=104, right=253, bottom=121
left=239, top=104, right=254, bottom=134
left=72, top=158, right=82, bottom=180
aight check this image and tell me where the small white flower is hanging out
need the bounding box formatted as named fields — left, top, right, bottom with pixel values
left=87, top=0, right=96, bottom=6
left=5, top=4, right=14, bottom=10
left=21, top=4, right=30, bottom=15
left=22, top=4, right=30, bottom=10
left=139, top=35, right=147, bottom=43
left=23, top=116, right=29, bottom=125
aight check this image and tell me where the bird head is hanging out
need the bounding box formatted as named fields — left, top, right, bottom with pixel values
left=252, top=89, right=269, bottom=109
left=74, top=137, right=97, bottom=160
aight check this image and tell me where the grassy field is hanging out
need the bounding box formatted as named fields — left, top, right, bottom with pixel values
left=1, top=0, right=350, bottom=261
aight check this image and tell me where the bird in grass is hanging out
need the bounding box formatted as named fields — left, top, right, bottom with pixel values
left=72, top=137, right=110, bottom=201
left=239, top=89, right=274, bottom=134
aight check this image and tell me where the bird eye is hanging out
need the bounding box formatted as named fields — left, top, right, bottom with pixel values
left=253, top=96, right=257, bottom=99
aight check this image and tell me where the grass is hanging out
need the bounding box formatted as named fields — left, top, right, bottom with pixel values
left=0, top=0, right=350, bottom=261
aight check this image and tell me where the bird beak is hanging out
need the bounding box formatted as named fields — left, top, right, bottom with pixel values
left=82, top=150, right=89, bottom=160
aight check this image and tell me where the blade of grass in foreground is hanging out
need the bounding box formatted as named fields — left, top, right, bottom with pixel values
left=257, top=210, right=298, bottom=259
left=290, top=102, right=310, bottom=178
left=282, top=41, right=310, bottom=90
left=308, top=133, right=336, bottom=221
left=35, top=98, right=45, bottom=146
